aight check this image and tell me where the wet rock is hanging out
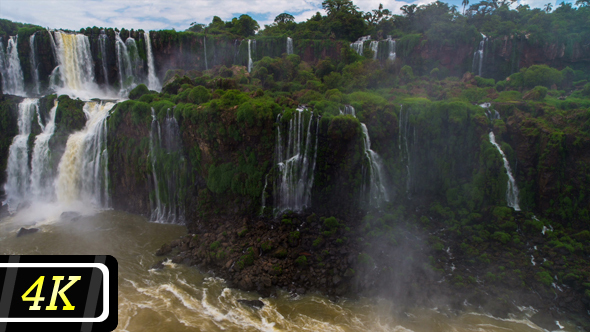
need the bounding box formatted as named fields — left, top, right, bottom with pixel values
left=237, top=299, right=264, bottom=309
left=530, top=311, right=560, bottom=331
left=150, top=260, right=165, bottom=270
left=16, top=227, right=39, bottom=237
left=155, top=243, right=172, bottom=256
left=60, top=211, right=81, bottom=220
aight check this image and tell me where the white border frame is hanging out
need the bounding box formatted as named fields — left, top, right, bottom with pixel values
left=0, top=263, right=109, bottom=322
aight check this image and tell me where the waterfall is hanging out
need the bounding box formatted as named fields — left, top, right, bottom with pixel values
left=99, top=31, right=109, bottom=87
left=3, top=99, right=40, bottom=212
left=488, top=132, right=520, bottom=211
left=342, top=105, right=389, bottom=207
left=370, top=41, right=379, bottom=60
left=144, top=32, right=161, bottom=91
left=149, top=108, right=185, bottom=223
left=398, top=105, right=412, bottom=196
left=203, top=36, right=209, bottom=70
left=29, top=33, right=40, bottom=95
left=287, top=37, right=293, bottom=55
left=247, top=39, right=253, bottom=73
left=52, top=31, right=97, bottom=93
left=472, top=34, right=486, bottom=76
left=350, top=35, right=371, bottom=56
left=274, top=108, right=319, bottom=214
left=387, top=36, right=396, bottom=61
left=0, top=36, right=26, bottom=96
left=56, top=101, right=114, bottom=207
left=30, top=100, right=59, bottom=200
left=115, top=32, right=136, bottom=96
left=260, top=173, right=269, bottom=215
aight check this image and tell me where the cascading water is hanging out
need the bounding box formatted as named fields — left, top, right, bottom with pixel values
left=99, top=31, right=109, bottom=87
left=370, top=41, right=379, bottom=60
left=342, top=105, right=389, bottom=207
left=29, top=33, right=40, bottom=95
left=3, top=99, right=40, bottom=212
left=350, top=36, right=371, bottom=56
left=472, top=34, right=487, bottom=76
left=387, top=36, right=396, bottom=61
left=287, top=37, right=293, bottom=55
left=56, top=101, right=114, bottom=208
left=482, top=104, right=520, bottom=211
left=29, top=100, right=59, bottom=201
left=274, top=108, right=319, bottom=214
left=398, top=105, right=413, bottom=196
left=52, top=31, right=97, bottom=93
left=149, top=108, right=186, bottom=223
left=260, top=173, right=269, bottom=215
left=144, top=32, right=161, bottom=91
left=247, top=39, right=253, bottom=73
left=115, top=32, right=138, bottom=96
left=488, top=132, right=520, bottom=211
left=0, top=36, right=26, bottom=96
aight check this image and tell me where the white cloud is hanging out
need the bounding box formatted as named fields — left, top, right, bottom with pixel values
left=0, top=0, right=426, bottom=32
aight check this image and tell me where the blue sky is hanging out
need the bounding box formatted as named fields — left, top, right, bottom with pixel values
left=0, top=0, right=561, bottom=32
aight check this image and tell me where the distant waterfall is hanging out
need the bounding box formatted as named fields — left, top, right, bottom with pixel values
left=398, top=105, right=413, bottom=196
left=287, top=37, right=293, bottom=55
left=350, top=36, right=371, bottom=56
left=99, top=31, right=109, bottom=87
left=149, top=108, right=185, bottom=223
left=3, top=99, right=39, bottom=212
left=260, top=173, right=269, bottom=215
left=370, top=41, right=379, bottom=60
left=247, top=39, right=253, bottom=73
left=29, top=33, right=40, bottom=95
left=52, top=31, right=97, bottom=92
left=0, top=36, right=26, bottom=96
left=387, top=37, right=396, bottom=61
left=145, top=32, right=160, bottom=91
left=274, top=108, right=319, bottom=214
left=342, top=105, right=389, bottom=207
left=56, top=101, right=114, bottom=207
left=472, top=34, right=487, bottom=76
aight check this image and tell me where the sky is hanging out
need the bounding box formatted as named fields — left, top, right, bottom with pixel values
left=0, top=0, right=563, bottom=32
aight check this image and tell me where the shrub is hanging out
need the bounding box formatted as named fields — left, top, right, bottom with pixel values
left=129, top=84, right=149, bottom=100
left=295, top=255, right=308, bottom=266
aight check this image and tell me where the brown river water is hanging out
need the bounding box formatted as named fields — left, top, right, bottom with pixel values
left=0, top=207, right=576, bottom=331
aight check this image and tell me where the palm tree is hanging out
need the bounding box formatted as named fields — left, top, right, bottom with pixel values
left=462, top=0, right=470, bottom=15
left=544, top=2, right=553, bottom=11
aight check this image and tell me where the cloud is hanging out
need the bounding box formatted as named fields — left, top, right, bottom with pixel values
left=0, top=0, right=430, bottom=32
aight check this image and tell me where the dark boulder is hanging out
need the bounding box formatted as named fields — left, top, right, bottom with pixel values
left=60, top=211, right=81, bottom=221
left=16, top=227, right=39, bottom=237
left=237, top=299, right=265, bottom=309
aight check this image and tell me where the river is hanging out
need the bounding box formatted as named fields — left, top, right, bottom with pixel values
left=0, top=207, right=572, bottom=331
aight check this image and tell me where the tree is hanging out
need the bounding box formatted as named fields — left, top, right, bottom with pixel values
left=274, top=13, right=295, bottom=24
left=576, top=0, right=589, bottom=6
left=544, top=2, right=553, bottom=12
left=462, top=0, right=469, bottom=14
left=188, top=22, right=204, bottom=33
left=364, top=4, right=392, bottom=25
left=231, top=15, right=259, bottom=37
left=322, top=0, right=359, bottom=17
left=400, top=4, right=418, bottom=17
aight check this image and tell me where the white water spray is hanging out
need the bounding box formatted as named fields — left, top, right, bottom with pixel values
left=488, top=132, right=520, bottom=211
left=342, top=105, right=389, bottom=207
left=247, top=40, right=253, bottom=73
left=0, top=36, right=26, bottom=96
left=350, top=36, right=371, bottom=56
left=52, top=31, right=98, bottom=94
left=99, top=31, right=110, bottom=87
left=3, top=99, right=40, bottom=211
left=30, top=100, right=59, bottom=201
left=370, top=41, right=379, bottom=60
left=144, top=32, right=161, bottom=91
left=274, top=108, right=319, bottom=214
left=287, top=37, right=293, bottom=55
left=472, top=34, right=487, bottom=76
left=29, top=33, right=40, bottom=95
left=387, top=36, right=396, bottom=61
left=56, top=101, right=114, bottom=208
